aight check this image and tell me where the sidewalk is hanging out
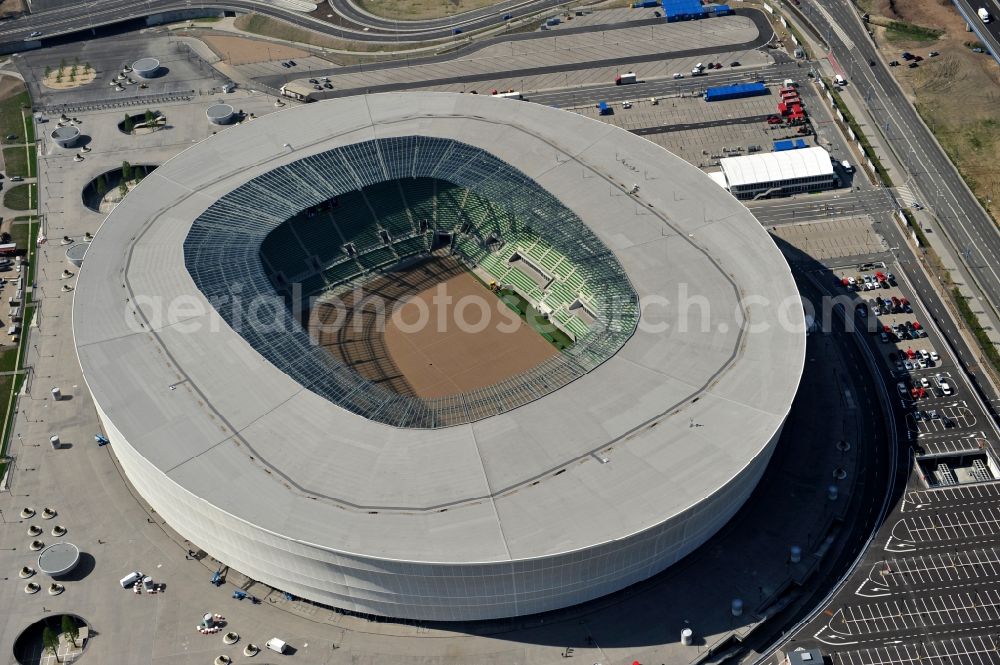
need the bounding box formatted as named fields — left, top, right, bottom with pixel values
left=777, top=1, right=1000, bottom=389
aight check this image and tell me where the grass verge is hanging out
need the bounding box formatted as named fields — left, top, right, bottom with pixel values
left=0, top=372, right=14, bottom=480
left=234, top=13, right=449, bottom=57
left=0, top=86, right=31, bottom=486
left=24, top=220, right=37, bottom=303
left=953, top=288, right=1000, bottom=372
left=0, top=347, right=15, bottom=371
left=355, top=0, right=501, bottom=20
left=3, top=183, right=32, bottom=210
left=8, top=219, right=29, bottom=249
left=0, top=88, right=29, bottom=144
left=883, top=20, right=943, bottom=43
left=2, top=146, right=27, bottom=177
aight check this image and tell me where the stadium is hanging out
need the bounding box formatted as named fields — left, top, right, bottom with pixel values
left=73, top=92, right=805, bottom=622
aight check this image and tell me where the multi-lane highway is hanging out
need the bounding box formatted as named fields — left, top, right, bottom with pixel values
left=0, top=0, right=561, bottom=48
left=796, top=0, right=1000, bottom=342
left=750, top=189, right=897, bottom=226
left=952, top=0, right=1000, bottom=65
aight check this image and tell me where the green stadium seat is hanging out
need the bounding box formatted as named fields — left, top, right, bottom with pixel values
left=393, top=234, right=429, bottom=259
left=565, top=316, right=591, bottom=339
left=287, top=213, right=344, bottom=265
left=357, top=246, right=398, bottom=270
left=505, top=268, right=542, bottom=301
left=331, top=191, right=381, bottom=251
left=260, top=223, right=309, bottom=278
left=297, top=273, right=328, bottom=297
left=400, top=178, right=437, bottom=228
left=322, top=259, right=362, bottom=287
left=365, top=181, right=414, bottom=238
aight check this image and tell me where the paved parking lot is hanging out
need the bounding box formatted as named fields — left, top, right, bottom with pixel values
left=832, top=636, right=1000, bottom=665
left=572, top=76, right=835, bottom=169
left=907, top=403, right=976, bottom=436
left=919, top=437, right=991, bottom=457
left=888, top=508, right=1000, bottom=549
left=907, top=481, right=1000, bottom=510
left=773, top=218, right=889, bottom=261
left=256, top=14, right=768, bottom=96
left=832, top=591, right=1000, bottom=636
left=868, top=548, right=1000, bottom=589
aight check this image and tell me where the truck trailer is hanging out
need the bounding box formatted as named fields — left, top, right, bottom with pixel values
left=615, top=72, right=638, bottom=85
left=704, top=81, right=768, bottom=102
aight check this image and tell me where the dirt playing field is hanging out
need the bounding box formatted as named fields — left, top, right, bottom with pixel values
left=309, top=256, right=558, bottom=399
left=862, top=0, right=1000, bottom=220
left=200, top=33, right=309, bottom=66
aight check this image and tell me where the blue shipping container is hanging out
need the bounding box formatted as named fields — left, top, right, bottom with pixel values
left=598, top=101, right=611, bottom=115
left=703, top=81, right=768, bottom=102
left=773, top=140, right=794, bottom=152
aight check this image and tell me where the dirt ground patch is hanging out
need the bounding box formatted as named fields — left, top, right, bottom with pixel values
left=309, top=255, right=558, bottom=399
left=0, top=0, right=25, bottom=18
left=200, top=33, right=308, bottom=66
left=0, top=77, right=25, bottom=102
left=41, top=68, right=97, bottom=90
left=355, top=0, right=503, bottom=20
left=867, top=0, right=1000, bottom=218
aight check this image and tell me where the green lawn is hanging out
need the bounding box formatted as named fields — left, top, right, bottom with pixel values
left=0, top=347, right=15, bottom=372
left=2, top=146, right=28, bottom=177
left=3, top=184, right=32, bottom=211
left=0, top=370, right=14, bottom=479
left=24, top=223, right=37, bottom=303
left=8, top=220, right=29, bottom=249
left=0, top=88, right=29, bottom=145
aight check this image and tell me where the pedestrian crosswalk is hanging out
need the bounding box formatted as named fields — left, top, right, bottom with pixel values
left=894, top=185, right=918, bottom=208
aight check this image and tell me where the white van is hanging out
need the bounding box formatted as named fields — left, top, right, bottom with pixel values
left=672, top=72, right=684, bottom=79
left=266, top=638, right=288, bottom=654
left=834, top=74, right=847, bottom=86
left=841, top=160, right=853, bottom=172
left=119, top=571, right=142, bottom=588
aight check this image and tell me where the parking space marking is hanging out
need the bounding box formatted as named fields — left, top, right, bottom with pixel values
left=831, top=635, right=1000, bottom=665
left=835, top=591, right=1000, bottom=636
left=908, top=405, right=977, bottom=437
left=888, top=509, right=1000, bottom=551
left=918, top=437, right=991, bottom=458
left=866, top=549, right=1000, bottom=590
left=907, top=480, right=1000, bottom=511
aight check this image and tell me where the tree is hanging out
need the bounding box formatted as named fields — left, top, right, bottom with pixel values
left=122, top=113, right=134, bottom=134
left=61, top=615, right=79, bottom=647
left=144, top=109, right=156, bottom=128
left=42, top=625, right=61, bottom=663
left=95, top=174, right=106, bottom=196
left=83, top=62, right=90, bottom=73
left=121, top=161, right=132, bottom=183
left=119, top=181, right=128, bottom=198
left=44, top=65, right=51, bottom=78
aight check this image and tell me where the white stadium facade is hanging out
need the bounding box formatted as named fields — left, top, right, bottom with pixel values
left=73, top=92, right=805, bottom=622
